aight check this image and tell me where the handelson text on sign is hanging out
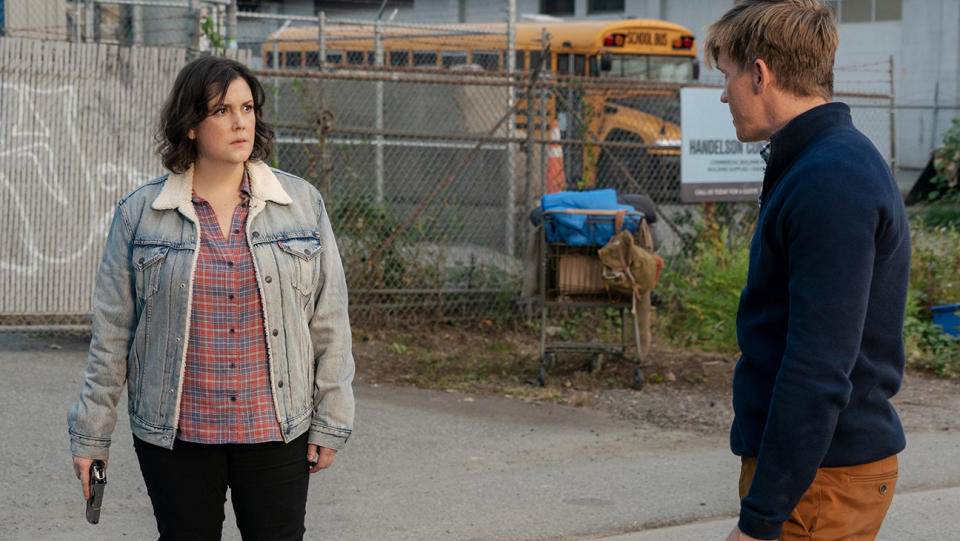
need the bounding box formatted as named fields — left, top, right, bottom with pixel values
left=688, top=139, right=766, bottom=155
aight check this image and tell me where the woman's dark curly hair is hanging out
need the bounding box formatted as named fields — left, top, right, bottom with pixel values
left=156, top=55, right=274, bottom=174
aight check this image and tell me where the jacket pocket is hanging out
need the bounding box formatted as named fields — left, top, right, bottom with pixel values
left=132, top=241, right=170, bottom=300
left=277, top=236, right=324, bottom=297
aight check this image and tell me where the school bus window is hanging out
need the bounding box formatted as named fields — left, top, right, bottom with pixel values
left=529, top=50, right=551, bottom=72
left=471, top=51, right=500, bottom=71
left=601, top=54, right=694, bottom=83
left=285, top=51, right=302, bottom=69
left=305, top=51, right=319, bottom=68
left=326, top=51, right=343, bottom=65
left=412, top=51, right=438, bottom=67
left=442, top=51, right=468, bottom=68
left=346, top=50, right=365, bottom=65
left=574, top=54, right=585, bottom=75
left=514, top=50, right=526, bottom=71
left=556, top=53, right=586, bottom=75
left=649, top=56, right=693, bottom=82
left=265, top=51, right=274, bottom=68
left=390, top=50, right=410, bottom=67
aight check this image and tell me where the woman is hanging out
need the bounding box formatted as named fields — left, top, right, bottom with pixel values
left=68, top=55, right=355, bottom=540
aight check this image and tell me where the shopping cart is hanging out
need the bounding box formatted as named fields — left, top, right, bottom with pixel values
left=537, top=209, right=650, bottom=389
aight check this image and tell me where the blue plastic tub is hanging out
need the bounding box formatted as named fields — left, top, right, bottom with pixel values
left=932, top=303, right=960, bottom=337
left=540, top=189, right=640, bottom=246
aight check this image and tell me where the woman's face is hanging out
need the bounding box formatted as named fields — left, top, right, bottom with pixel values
left=188, top=77, right=255, bottom=167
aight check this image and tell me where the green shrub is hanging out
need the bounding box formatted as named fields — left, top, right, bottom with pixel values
left=913, top=117, right=960, bottom=229
left=657, top=204, right=754, bottom=352
left=904, top=290, right=960, bottom=378
left=904, top=220, right=960, bottom=377
left=929, top=117, right=960, bottom=203
left=908, top=220, right=960, bottom=311
left=655, top=207, right=960, bottom=378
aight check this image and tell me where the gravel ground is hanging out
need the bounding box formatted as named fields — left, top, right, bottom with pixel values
left=592, top=371, right=960, bottom=436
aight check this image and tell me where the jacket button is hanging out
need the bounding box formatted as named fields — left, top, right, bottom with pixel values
left=278, top=381, right=284, bottom=388
left=138, top=257, right=144, bottom=264
left=175, top=337, right=181, bottom=343
left=180, top=283, right=186, bottom=289
left=252, top=231, right=260, bottom=238
left=265, top=275, right=272, bottom=283
left=272, top=329, right=279, bottom=336
left=304, top=249, right=311, bottom=255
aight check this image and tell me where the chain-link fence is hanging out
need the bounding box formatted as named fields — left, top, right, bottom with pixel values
left=0, top=6, right=905, bottom=329
left=263, top=67, right=523, bottom=322
left=0, top=37, right=197, bottom=331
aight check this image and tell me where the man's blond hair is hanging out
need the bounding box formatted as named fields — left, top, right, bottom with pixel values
left=704, top=0, right=838, bottom=100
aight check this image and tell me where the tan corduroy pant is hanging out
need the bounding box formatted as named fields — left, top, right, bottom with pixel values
left=739, top=454, right=898, bottom=540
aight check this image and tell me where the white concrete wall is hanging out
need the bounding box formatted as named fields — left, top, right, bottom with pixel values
left=413, top=0, right=538, bottom=23
left=896, top=0, right=960, bottom=168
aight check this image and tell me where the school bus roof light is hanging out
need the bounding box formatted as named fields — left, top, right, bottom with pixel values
left=672, top=36, right=694, bottom=49
left=603, top=34, right=625, bottom=47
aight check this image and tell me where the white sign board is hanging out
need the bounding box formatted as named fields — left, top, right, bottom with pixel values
left=680, top=87, right=765, bottom=202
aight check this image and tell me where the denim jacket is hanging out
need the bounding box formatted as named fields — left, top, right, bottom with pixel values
left=68, top=161, right=354, bottom=459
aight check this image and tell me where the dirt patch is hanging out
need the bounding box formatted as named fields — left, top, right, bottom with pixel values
left=353, top=322, right=960, bottom=435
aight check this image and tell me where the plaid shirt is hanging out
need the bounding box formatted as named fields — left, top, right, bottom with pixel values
left=176, top=170, right=283, bottom=444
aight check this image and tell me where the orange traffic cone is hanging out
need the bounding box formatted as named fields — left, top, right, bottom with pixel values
left=546, top=119, right=566, bottom=194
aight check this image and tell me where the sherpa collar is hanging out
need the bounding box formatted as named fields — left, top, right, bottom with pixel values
left=151, top=161, right=293, bottom=215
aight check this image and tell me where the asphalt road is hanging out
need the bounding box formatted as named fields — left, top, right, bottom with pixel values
left=1, top=332, right=958, bottom=540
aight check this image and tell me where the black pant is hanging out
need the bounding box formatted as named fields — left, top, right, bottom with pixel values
left=133, top=433, right=310, bottom=541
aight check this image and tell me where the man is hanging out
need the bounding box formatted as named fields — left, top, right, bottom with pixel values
left=704, top=2, right=911, bottom=540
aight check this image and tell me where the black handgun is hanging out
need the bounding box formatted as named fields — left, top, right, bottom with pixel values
left=85, top=460, right=107, bottom=524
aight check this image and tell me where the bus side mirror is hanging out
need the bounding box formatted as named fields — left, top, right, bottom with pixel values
left=600, top=52, right=612, bottom=72
left=693, top=58, right=700, bottom=80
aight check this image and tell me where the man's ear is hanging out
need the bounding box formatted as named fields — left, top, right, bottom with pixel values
left=752, top=58, right=772, bottom=94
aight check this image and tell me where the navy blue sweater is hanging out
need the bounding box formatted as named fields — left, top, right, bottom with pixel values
left=732, top=103, right=910, bottom=539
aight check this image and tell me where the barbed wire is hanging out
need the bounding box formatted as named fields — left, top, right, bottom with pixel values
left=835, top=61, right=894, bottom=71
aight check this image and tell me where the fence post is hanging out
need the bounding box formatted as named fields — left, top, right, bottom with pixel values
left=505, top=0, right=516, bottom=256
left=128, top=4, right=142, bottom=44
left=317, top=11, right=326, bottom=71
left=888, top=54, right=896, bottom=172
left=84, top=0, right=94, bottom=42
left=539, top=28, right=549, bottom=196
left=524, top=65, right=535, bottom=223
left=226, top=0, right=237, bottom=51
left=375, top=18, right=384, bottom=205
left=74, top=0, right=80, bottom=41
left=188, top=0, right=201, bottom=52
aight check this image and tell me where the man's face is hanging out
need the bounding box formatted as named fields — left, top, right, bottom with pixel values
left=717, top=51, right=766, bottom=142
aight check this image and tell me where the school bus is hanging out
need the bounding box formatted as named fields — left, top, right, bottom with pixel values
left=264, top=19, right=698, bottom=200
